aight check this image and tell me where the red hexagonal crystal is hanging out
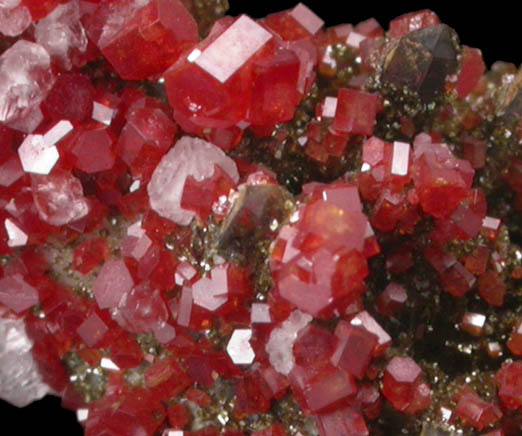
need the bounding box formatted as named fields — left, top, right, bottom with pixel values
left=382, top=356, right=430, bottom=414
left=84, top=0, right=198, bottom=80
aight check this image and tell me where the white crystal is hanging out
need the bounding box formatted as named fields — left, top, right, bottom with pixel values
left=4, top=218, right=28, bottom=247
left=18, top=134, right=60, bottom=175
left=148, top=136, right=239, bottom=226
left=265, top=310, right=312, bottom=375
left=92, top=101, right=116, bottom=125
left=0, top=4, right=31, bottom=37
left=346, top=31, right=366, bottom=48
left=76, top=408, right=89, bottom=422
left=391, top=141, right=410, bottom=176
left=129, top=179, right=141, bottom=193
left=227, top=329, right=255, bottom=365
left=31, top=170, right=90, bottom=226
left=482, top=216, right=501, bottom=230
left=322, top=96, right=338, bottom=118
left=43, top=120, right=74, bottom=145
left=35, top=0, right=88, bottom=70
left=100, top=357, right=120, bottom=371
left=192, top=266, right=228, bottom=311
left=251, top=303, right=271, bottom=324
left=289, top=3, right=324, bottom=35
left=162, top=430, right=184, bottom=436
left=194, top=15, right=272, bottom=83
left=0, top=40, right=55, bottom=126
left=0, top=308, right=51, bottom=407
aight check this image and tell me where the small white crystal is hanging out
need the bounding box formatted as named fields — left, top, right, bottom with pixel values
left=346, top=31, right=366, bottom=48
left=391, top=141, right=410, bottom=176
left=43, top=120, right=74, bottom=145
left=192, top=266, right=228, bottom=312
left=162, top=430, right=184, bottom=436
left=322, top=96, right=338, bottom=118
left=265, top=310, right=312, bottom=375
left=100, top=357, right=120, bottom=371
left=227, top=329, right=255, bottom=365
left=18, top=135, right=60, bottom=175
left=76, top=408, right=89, bottom=422
left=92, top=101, right=116, bottom=126
left=4, top=218, right=28, bottom=247
left=194, top=15, right=272, bottom=83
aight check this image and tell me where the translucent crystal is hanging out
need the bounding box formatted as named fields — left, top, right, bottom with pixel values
left=92, top=259, right=134, bottom=309
left=31, top=170, right=90, bottom=226
left=34, top=0, right=88, bottom=70
left=0, top=3, right=31, bottom=37
left=0, top=309, right=50, bottom=407
left=265, top=310, right=312, bottom=375
left=0, top=40, right=55, bottom=128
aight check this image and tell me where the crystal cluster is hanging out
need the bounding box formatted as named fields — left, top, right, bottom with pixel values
left=1, top=3, right=522, bottom=436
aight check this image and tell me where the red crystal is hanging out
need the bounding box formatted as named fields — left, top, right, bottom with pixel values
left=84, top=0, right=198, bottom=80
left=331, top=88, right=380, bottom=136
left=455, top=387, right=502, bottom=430
left=331, top=322, right=377, bottom=379
left=389, top=10, right=440, bottom=38
left=381, top=356, right=430, bottom=414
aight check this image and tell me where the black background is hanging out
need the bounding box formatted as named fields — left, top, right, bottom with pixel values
left=1, top=1, right=519, bottom=434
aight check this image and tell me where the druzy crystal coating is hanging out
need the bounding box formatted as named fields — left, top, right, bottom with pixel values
left=1, top=3, right=522, bottom=436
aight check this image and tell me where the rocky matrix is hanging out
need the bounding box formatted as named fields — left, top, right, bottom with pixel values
left=1, top=2, right=522, bottom=436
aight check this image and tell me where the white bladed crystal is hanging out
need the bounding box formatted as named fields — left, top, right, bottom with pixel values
left=0, top=308, right=51, bottom=407
left=194, top=15, right=272, bottom=83
left=148, top=136, right=239, bottom=225
left=43, top=120, right=74, bottom=145
left=322, top=96, right=338, bottom=118
left=227, top=329, right=255, bottom=365
left=265, top=310, right=313, bottom=375
left=391, top=141, right=410, bottom=176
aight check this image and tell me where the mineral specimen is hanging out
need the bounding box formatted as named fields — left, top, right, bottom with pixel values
left=1, top=2, right=522, bottom=436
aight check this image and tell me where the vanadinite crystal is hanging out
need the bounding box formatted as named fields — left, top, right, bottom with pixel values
left=2, top=2, right=522, bottom=436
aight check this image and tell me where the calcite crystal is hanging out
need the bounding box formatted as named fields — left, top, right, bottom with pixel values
left=1, top=3, right=522, bottom=436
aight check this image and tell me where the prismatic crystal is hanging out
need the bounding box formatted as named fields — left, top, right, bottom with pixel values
left=1, top=2, right=522, bottom=436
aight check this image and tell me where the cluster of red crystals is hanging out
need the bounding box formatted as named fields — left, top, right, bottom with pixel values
left=83, top=0, right=199, bottom=80
left=2, top=3, right=522, bottom=436
left=270, top=182, right=376, bottom=318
